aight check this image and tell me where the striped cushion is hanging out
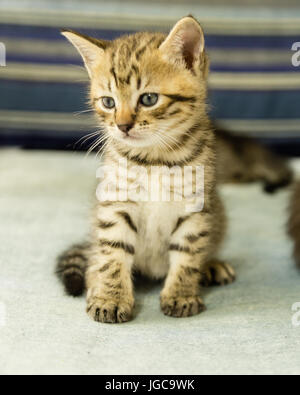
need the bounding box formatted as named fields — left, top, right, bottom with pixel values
left=1, top=1, right=300, bottom=151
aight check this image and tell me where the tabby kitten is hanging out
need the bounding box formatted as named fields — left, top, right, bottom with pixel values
left=215, top=129, right=293, bottom=193
left=288, top=182, right=300, bottom=267
left=57, top=16, right=235, bottom=323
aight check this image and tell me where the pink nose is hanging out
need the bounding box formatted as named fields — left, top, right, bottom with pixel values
left=118, top=124, right=133, bottom=134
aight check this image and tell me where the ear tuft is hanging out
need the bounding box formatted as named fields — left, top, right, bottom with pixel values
left=159, top=16, right=205, bottom=71
left=61, top=30, right=107, bottom=78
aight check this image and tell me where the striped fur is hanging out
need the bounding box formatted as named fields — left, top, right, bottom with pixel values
left=56, top=242, right=90, bottom=296
left=59, top=16, right=236, bottom=323
left=216, top=129, right=293, bottom=193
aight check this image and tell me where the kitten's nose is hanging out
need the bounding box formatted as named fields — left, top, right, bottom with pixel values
left=118, top=124, right=133, bottom=135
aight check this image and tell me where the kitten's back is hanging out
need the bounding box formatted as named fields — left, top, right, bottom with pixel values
left=288, top=182, right=300, bottom=267
left=215, top=129, right=293, bottom=193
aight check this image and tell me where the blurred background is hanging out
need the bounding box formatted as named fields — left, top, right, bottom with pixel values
left=0, top=0, right=300, bottom=155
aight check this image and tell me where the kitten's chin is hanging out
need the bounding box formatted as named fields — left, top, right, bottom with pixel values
left=115, top=135, right=155, bottom=148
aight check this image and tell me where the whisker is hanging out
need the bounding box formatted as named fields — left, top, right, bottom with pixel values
left=73, top=109, right=94, bottom=116
left=154, top=132, right=175, bottom=153
left=96, top=137, right=111, bottom=162
left=73, top=131, right=100, bottom=149
left=154, top=129, right=180, bottom=153
left=86, top=133, right=108, bottom=157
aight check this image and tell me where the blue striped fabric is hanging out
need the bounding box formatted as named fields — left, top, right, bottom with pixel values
left=1, top=1, right=300, bottom=152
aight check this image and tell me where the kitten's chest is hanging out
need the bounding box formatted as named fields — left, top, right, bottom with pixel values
left=134, top=201, right=185, bottom=279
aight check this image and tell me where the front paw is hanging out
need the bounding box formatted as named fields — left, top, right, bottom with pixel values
left=87, top=297, right=134, bottom=323
left=160, top=294, right=206, bottom=318
left=201, top=261, right=236, bottom=287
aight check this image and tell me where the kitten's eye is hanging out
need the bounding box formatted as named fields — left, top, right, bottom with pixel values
left=102, top=97, right=115, bottom=109
left=140, top=93, right=158, bottom=107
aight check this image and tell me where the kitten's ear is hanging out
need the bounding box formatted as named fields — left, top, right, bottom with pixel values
left=159, top=16, right=205, bottom=70
left=61, top=30, right=108, bottom=77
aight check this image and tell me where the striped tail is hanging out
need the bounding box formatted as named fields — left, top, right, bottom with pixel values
left=288, top=183, right=300, bottom=268
left=56, top=242, right=90, bottom=296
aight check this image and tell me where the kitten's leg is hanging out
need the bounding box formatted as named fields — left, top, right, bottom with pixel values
left=161, top=213, right=214, bottom=318
left=201, top=260, right=236, bottom=287
left=86, top=204, right=138, bottom=324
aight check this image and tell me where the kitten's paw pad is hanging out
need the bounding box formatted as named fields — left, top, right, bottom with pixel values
left=87, top=298, right=134, bottom=324
left=160, top=295, right=206, bottom=318
left=202, top=261, right=236, bottom=287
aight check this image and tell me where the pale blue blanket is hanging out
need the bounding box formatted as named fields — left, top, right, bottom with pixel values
left=0, top=150, right=299, bottom=375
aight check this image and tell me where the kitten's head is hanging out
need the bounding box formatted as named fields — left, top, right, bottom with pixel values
left=63, top=16, right=209, bottom=149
